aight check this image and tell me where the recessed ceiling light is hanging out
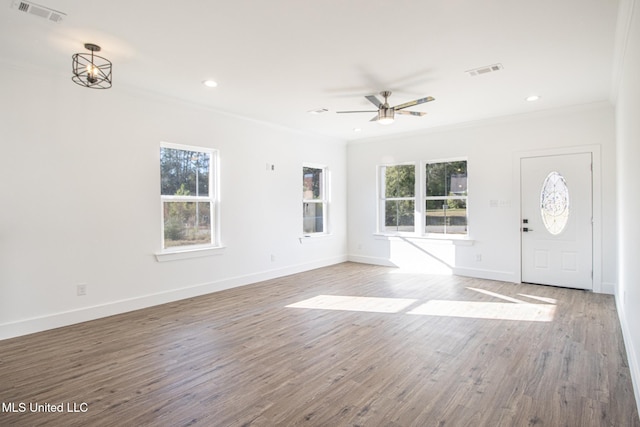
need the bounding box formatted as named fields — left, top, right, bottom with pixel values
left=353, top=128, right=362, bottom=132
left=202, top=80, right=218, bottom=88
left=525, top=95, right=540, bottom=102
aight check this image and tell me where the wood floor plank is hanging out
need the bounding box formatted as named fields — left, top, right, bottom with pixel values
left=0, top=262, right=638, bottom=426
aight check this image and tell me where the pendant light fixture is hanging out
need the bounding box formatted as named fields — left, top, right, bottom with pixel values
left=72, top=43, right=112, bottom=89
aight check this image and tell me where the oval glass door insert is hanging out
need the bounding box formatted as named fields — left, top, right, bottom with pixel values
left=540, top=171, right=570, bottom=235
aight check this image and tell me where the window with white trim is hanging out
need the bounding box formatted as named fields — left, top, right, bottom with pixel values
left=160, top=142, right=218, bottom=250
left=425, top=160, right=468, bottom=235
left=303, top=165, right=328, bottom=234
left=377, top=159, right=468, bottom=236
left=379, top=164, right=416, bottom=233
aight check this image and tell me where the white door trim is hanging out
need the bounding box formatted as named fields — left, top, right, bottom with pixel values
left=513, top=145, right=603, bottom=293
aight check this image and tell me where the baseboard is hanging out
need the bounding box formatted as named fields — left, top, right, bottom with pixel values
left=601, top=282, right=616, bottom=295
left=347, top=255, right=398, bottom=267
left=453, top=267, right=517, bottom=283
left=616, top=290, right=640, bottom=416
left=0, top=255, right=348, bottom=341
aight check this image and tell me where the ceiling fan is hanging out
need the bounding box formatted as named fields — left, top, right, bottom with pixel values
left=336, top=91, right=435, bottom=125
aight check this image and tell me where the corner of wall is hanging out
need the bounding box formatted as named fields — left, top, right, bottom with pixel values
left=615, top=289, right=640, bottom=416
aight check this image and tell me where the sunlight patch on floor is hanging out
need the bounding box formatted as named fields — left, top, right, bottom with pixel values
left=285, top=295, right=418, bottom=313
left=518, top=293, right=558, bottom=304
left=407, top=300, right=556, bottom=322
left=467, top=287, right=528, bottom=303
left=286, top=287, right=558, bottom=321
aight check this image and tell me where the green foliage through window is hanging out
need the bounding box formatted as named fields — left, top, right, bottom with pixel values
left=384, top=165, right=415, bottom=198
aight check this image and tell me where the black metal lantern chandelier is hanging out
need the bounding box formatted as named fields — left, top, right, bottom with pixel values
left=72, top=43, right=112, bottom=89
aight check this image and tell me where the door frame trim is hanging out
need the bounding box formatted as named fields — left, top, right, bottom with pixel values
left=514, top=145, right=602, bottom=293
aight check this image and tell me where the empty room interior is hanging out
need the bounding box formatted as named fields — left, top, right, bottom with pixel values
left=1, top=0, right=639, bottom=426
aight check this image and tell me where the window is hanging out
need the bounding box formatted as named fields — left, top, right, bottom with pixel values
left=377, top=160, right=468, bottom=237
left=380, top=164, right=415, bottom=233
left=160, top=143, right=218, bottom=250
left=425, top=160, right=467, bottom=235
left=303, top=165, right=328, bottom=234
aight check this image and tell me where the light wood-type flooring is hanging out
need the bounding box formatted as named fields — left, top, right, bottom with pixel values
left=1, top=262, right=638, bottom=426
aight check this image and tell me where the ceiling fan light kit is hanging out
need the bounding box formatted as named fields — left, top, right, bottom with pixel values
left=337, top=90, right=434, bottom=125
left=377, top=108, right=395, bottom=125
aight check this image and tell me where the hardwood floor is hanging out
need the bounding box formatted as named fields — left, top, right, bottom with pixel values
left=1, top=262, right=638, bottom=426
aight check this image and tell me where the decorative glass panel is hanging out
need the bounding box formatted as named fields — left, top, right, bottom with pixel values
left=540, top=171, right=570, bottom=235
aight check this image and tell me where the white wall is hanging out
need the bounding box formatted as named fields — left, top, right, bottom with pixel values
left=615, top=0, right=640, bottom=411
left=0, top=62, right=347, bottom=339
left=347, top=103, right=617, bottom=290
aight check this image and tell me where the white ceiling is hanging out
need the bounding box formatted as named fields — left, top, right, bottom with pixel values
left=0, top=0, right=620, bottom=141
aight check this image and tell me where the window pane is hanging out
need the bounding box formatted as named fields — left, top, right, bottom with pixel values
left=426, top=161, right=467, bottom=197
left=160, top=147, right=210, bottom=197
left=425, top=199, right=467, bottom=234
left=163, top=201, right=212, bottom=248
left=303, top=202, right=324, bottom=233
left=384, top=200, right=415, bottom=232
left=303, top=167, right=323, bottom=200
left=384, top=165, right=415, bottom=198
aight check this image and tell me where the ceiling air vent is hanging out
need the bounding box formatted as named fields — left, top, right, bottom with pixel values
left=11, top=1, right=66, bottom=23
left=466, top=63, right=503, bottom=77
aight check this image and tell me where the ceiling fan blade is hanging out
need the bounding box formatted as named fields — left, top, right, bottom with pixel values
left=396, top=110, right=427, bottom=117
left=369, top=115, right=378, bottom=122
left=365, top=95, right=383, bottom=108
left=393, top=96, right=435, bottom=111
left=336, top=110, right=378, bottom=114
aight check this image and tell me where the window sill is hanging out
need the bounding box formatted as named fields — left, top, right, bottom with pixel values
left=155, top=246, right=226, bottom=262
left=373, top=233, right=474, bottom=246
left=299, top=233, right=333, bottom=243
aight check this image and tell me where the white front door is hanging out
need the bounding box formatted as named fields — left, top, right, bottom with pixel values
left=521, top=153, right=593, bottom=290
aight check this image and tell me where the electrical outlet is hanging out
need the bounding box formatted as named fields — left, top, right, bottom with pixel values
left=476, top=254, right=482, bottom=262
left=77, top=284, right=87, bottom=296
left=270, top=254, right=276, bottom=262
